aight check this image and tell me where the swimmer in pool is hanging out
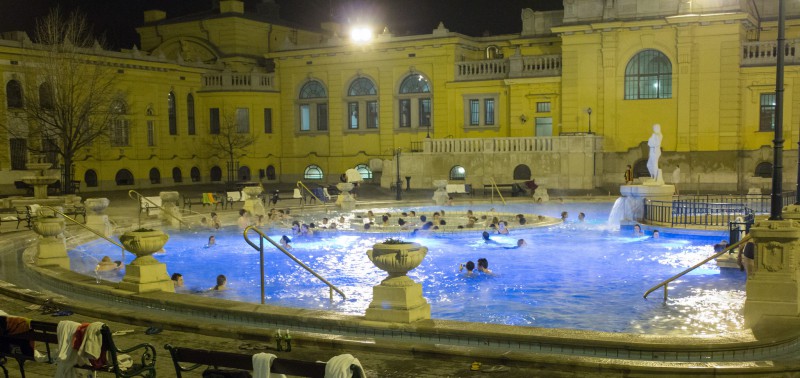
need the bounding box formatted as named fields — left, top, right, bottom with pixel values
left=459, top=261, right=476, bottom=277
left=205, top=235, right=216, bottom=247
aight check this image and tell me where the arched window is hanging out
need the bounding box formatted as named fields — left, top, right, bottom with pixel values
left=172, top=167, right=183, bottom=183
left=149, top=168, right=161, bottom=184
left=625, top=49, right=672, bottom=100
left=39, top=82, right=54, bottom=110
left=190, top=166, right=201, bottom=182
left=355, top=163, right=373, bottom=179
left=115, top=169, right=134, bottom=186
left=238, top=166, right=251, bottom=181
left=513, top=164, right=531, bottom=180
left=6, top=80, right=23, bottom=108
left=187, top=93, right=196, bottom=135
left=304, top=165, right=323, bottom=180
left=298, top=80, right=328, bottom=132
left=755, top=162, right=773, bottom=178
left=266, top=165, right=276, bottom=180
left=633, top=159, right=649, bottom=178
left=168, top=91, right=177, bottom=135
left=449, top=165, right=466, bottom=181
left=346, top=77, right=379, bottom=130
left=210, top=166, right=222, bottom=182
left=84, top=169, right=98, bottom=187
left=398, top=73, right=431, bottom=130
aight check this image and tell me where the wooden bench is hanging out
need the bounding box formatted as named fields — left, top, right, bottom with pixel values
left=14, top=206, right=35, bottom=229
left=63, top=204, right=86, bottom=223
left=181, top=195, right=204, bottom=210
left=0, top=319, right=157, bottom=378
left=140, top=196, right=162, bottom=216
left=164, top=344, right=363, bottom=378
left=224, top=191, right=244, bottom=209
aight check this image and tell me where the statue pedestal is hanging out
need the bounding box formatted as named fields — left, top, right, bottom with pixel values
left=366, top=276, right=431, bottom=323
left=85, top=198, right=112, bottom=238
left=336, top=183, right=356, bottom=211
left=118, top=230, right=174, bottom=293
left=619, top=184, right=675, bottom=222
left=744, top=211, right=800, bottom=330
left=36, top=237, right=69, bottom=269
left=242, top=186, right=265, bottom=217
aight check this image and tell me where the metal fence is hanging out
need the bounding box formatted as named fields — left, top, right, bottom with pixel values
left=672, top=191, right=795, bottom=214
left=645, top=200, right=755, bottom=228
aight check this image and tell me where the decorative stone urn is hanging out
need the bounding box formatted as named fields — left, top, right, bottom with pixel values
left=118, top=229, right=174, bottom=293
left=85, top=198, right=113, bottom=237
left=336, top=182, right=356, bottom=211
left=365, top=241, right=431, bottom=323
left=159, top=191, right=182, bottom=227
left=432, top=179, right=449, bottom=206
left=33, top=215, right=69, bottom=269
left=242, top=186, right=265, bottom=217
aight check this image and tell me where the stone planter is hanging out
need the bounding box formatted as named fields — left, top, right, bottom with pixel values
left=84, top=198, right=110, bottom=214
left=243, top=186, right=263, bottom=200
left=33, top=216, right=68, bottom=269
left=242, top=186, right=265, bottom=217
left=432, top=180, right=449, bottom=206
left=119, top=229, right=173, bottom=293
left=365, top=241, right=430, bottom=323
left=33, top=216, right=65, bottom=238
left=336, top=182, right=356, bottom=211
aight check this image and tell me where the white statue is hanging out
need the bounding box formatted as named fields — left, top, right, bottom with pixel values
left=647, top=124, right=662, bottom=180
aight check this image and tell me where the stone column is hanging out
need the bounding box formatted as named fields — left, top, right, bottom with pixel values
left=365, top=242, right=430, bottom=323
left=33, top=215, right=69, bottom=269
left=159, top=191, right=182, bottom=227
left=85, top=198, right=112, bottom=238
left=118, top=229, right=174, bottom=293
left=745, top=207, right=800, bottom=330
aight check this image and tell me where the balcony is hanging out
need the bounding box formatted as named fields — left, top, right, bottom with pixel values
left=742, top=39, right=800, bottom=66
left=455, top=54, right=562, bottom=81
left=200, top=71, right=277, bottom=92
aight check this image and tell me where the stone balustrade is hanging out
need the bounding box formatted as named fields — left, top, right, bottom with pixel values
left=742, top=39, right=800, bottom=66
left=455, top=54, right=561, bottom=81
left=420, top=135, right=598, bottom=154
left=201, top=71, right=277, bottom=91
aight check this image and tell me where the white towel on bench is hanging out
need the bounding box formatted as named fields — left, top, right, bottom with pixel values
left=253, top=352, right=286, bottom=378
left=324, top=354, right=365, bottom=378
left=55, top=320, right=80, bottom=378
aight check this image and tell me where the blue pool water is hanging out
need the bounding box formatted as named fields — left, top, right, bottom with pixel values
left=70, top=202, right=745, bottom=335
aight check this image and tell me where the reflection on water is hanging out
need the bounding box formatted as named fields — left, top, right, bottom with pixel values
left=68, top=202, right=745, bottom=335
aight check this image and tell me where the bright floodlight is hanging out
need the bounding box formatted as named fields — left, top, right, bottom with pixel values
left=350, top=26, right=373, bottom=43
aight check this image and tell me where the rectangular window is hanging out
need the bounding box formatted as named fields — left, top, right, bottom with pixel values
left=469, top=99, right=480, bottom=125
left=536, top=102, right=551, bottom=112
left=236, top=108, right=250, bottom=133
left=535, top=117, right=553, bottom=136
left=367, top=101, right=378, bottom=129
left=209, top=108, right=220, bottom=134
left=399, top=99, right=411, bottom=128
left=263, top=108, right=272, bottom=133
left=484, top=99, right=495, bottom=125
left=110, top=119, right=130, bottom=147
left=348, top=102, right=359, bottom=129
left=317, top=103, right=328, bottom=131
left=187, top=110, right=195, bottom=135
left=419, top=98, right=431, bottom=126
left=41, top=138, right=58, bottom=165
left=760, top=93, right=776, bottom=132
left=10, top=138, right=26, bottom=170
left=147, top=121, right=155, bottom=146
left=300, top=105, right=310, bottom=131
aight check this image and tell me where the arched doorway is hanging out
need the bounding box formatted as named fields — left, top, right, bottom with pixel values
left=210, top=166, right=222, bottom=182
left=115, top=169, right=134, bottom=186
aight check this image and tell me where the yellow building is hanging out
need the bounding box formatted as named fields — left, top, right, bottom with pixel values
left=1, top=0, right=798, bottom=194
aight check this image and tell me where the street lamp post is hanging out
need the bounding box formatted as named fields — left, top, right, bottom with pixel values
left=395, top=148, right=402, bottom=201
left=771, top=0, right=785, bottom=219
left=587, top=107, right=593, bottom=134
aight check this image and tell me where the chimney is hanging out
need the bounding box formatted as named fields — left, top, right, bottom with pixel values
left=143, top=10, right=167, bottom=23
left=220, top=0, right=245, bottom=14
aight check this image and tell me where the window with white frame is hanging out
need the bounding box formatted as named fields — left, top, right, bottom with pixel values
left=236, top=108, right=250, bottom=133
left=536, top=102, right=550, bottom=113
left=298, top=80, right=328, bottom=132
left=624, top=49, right=672, bottom=100
left=398, top=74, right=431, bottom=130
left=355, top=163, right=372, bottom=179
left=463, top=94, right=498, bottom=127
left=346, top=77, right=378, bottom=130
left=760, top=93, right=776, bottom=132
left=110, top=99, right=129, bottom=147
left=304, top=164, right=324, bottom=180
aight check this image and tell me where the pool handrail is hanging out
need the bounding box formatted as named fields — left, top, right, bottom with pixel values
left=128, top=190, right=190, bottom=229
left=296, top=181, right=327, bottom=209
left=40, top=205, right=127, bottom=259
left=643, top=234, right=752, bottom=301
left=488, top=177, right=507, bottom=205
left=242, top=226, right=346, bottom=302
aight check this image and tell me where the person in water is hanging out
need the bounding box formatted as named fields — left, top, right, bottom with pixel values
left=206, top=235, right=216, bottom=247
left=459, top=261, right=476, bottom=277
left=212, top=274, right=227, bottom=291
left=477, top=258, right=493, bottom=275
left=280, top=235, right=293, bottom=250
left=96, top=256, right=123, bottom=272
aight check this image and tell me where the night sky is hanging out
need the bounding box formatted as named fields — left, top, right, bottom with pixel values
left=0, top=0, right=563, bottom=49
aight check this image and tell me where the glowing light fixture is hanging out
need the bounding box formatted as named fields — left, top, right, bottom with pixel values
left=350, top=26, right=373, bottom=43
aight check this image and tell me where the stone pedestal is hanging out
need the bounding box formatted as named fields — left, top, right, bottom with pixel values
left=118, top=229, right=174, bottom=293
left=744, top=209, right=800, bottom=329
left=242, top=186, right=265, bottom=217
left=432, top=180, right=448, bottom=206
left=336, top=183, right=356, bottom=211
left=33, top=216, right=69, bottom=269
left=533, top=187, right=550, bottom=203
left=159, top=191, right=182, bottom=227
left=365, top=242, right=431, bottom=323
left=619, top=183, right=675, bottom=222
left=85, top=198, right=113, bottom=238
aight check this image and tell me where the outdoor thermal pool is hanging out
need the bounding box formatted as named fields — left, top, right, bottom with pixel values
left=69, top=202, right=744, bottom=336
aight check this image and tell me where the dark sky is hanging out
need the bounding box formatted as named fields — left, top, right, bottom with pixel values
left=0, top=0, right=563, bottom=49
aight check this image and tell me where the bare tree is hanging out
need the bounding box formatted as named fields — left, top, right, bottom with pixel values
left=205, top=110, right=257, bottom=183
left=1, top=8, right=123, bottom=193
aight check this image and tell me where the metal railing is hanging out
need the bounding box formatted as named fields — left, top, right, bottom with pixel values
left=41, top=205, right=126, bottom=259
left=242, top=226, right=346, bottom=304
left=128, top=190, right=190, bottom=229
left=644, top=200, right=755, bottom=228
left=644, top=235, right=752, bottom=301
left=488, top=177, right=507, bottom=205
left=671, top=191, right=795, bottom=214
left=295, top=181, right=328, bottom=210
